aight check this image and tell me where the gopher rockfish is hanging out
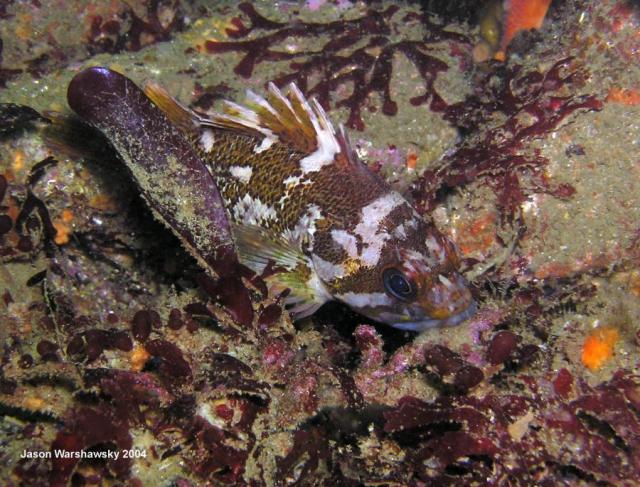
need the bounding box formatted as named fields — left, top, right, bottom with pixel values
left=141, top=80, right=476, bottom=331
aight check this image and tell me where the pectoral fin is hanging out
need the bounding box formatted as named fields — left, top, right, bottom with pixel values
left=232, top=223, right=330, bottom=319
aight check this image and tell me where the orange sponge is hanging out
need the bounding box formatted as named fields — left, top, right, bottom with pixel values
left=581, top=327, right=619, bottom=371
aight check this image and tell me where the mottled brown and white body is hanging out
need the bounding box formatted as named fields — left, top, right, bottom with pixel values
left=145, top=82, right=475, bottom=331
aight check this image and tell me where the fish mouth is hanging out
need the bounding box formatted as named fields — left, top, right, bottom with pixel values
left=391, top=300, right=477, bottom=332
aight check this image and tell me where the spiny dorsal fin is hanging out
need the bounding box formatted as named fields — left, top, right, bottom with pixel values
left=335, top=123, right=362, bottom=169
left=145, top=80, right=363, bottom=171
left=202, top=82, right=341, bottom=156
left=144, top=82, right=198, bottom=135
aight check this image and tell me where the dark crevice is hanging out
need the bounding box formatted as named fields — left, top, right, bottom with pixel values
left=576, top=411, right=630, bottom=453
left=0, top=402, right=61, bottom=424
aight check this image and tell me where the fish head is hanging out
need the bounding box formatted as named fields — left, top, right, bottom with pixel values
left=379, top=229, right=476, bottom=331
left=331, top=219, right=476, bottom=332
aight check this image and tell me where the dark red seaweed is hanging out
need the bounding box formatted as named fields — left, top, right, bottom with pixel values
left=205, top=3, right=469, bottom=130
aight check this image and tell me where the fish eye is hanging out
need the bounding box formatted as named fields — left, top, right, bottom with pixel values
left=382, top=268, right=416, bottom=301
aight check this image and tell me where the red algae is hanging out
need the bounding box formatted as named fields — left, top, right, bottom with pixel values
left=197, top=271, right=254, bottom=328
left=262, top=338, right=295, bottom=370
left=424, top=345, right=484, bottom=392
left=553, top=368, right=574, bottom=398
left=51, top=406, right=133, bottom=485
left=414, top=58, right=602, bottom=225
left=275, top=428, right=331, bottom=484
left=131, top=309, right=153, bottom=342
left=257, top=302, right=282, bottom=329
left=486, top=330, right=518, bottom=365
left=145, top=339, right=192, bottom=383
left=380, top=370, right=640, bottom=484
left=205, top=2, right=469, bottom=130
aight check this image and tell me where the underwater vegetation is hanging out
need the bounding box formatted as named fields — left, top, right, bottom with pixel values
left=205, top=2, right=470, bottom=131
left=416, top=57, right=602, bottom=223
left=0, top=0, right=639, bottom=485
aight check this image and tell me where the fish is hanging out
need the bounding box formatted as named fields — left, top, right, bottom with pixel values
left=497, top=0, right=552, bottom=61
left=68, top=67, right=476, bottom=331
left=474, top=0, right=552, bottom=62
left=144, top=80, right=477, bottom=331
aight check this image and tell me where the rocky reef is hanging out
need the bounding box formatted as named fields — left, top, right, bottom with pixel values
left=0, top=0, right=639, bottom=485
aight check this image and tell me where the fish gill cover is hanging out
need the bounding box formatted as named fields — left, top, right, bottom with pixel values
left=0, top=0, right=639, bottom=485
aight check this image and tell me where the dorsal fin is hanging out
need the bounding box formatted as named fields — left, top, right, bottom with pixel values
left=145, top=80, right=364, bottom=171
left=228, top=83, right=318, bottom=152
left=335, top=124, right=361, bottom=169
left=203, top=82, right=343, bottom=156
left=143, top=81, right=198, bottom=135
